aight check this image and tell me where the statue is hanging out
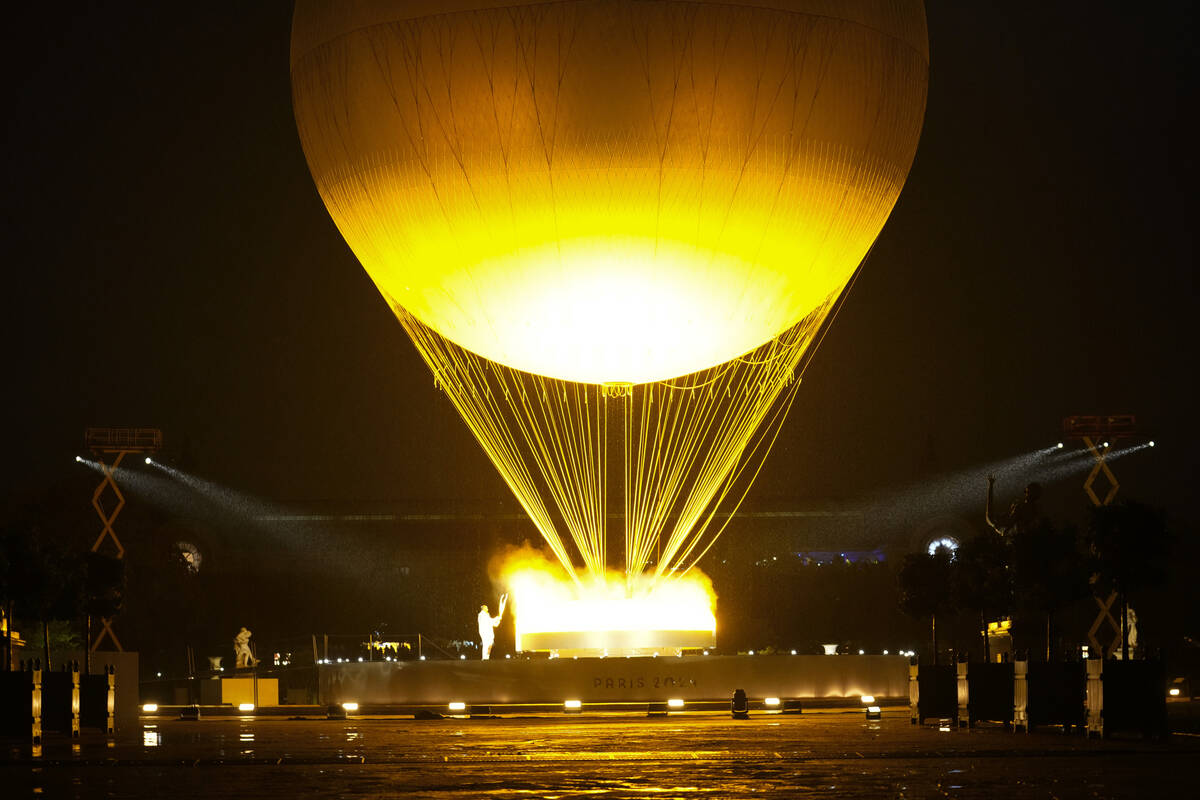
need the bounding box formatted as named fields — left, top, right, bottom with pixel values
left=233, top=627, right=258, bottom=668
left=477, top=594, right=508, bottom=660
left=1116, top=606, right=1139, bottom=659
left=985, top=476, right=1042, bottom=537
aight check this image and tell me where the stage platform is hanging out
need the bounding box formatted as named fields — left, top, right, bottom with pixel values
left=319, top=654, right=906, bottom=707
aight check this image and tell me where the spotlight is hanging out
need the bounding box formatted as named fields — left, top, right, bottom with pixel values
left=1149, top=440, right=1156, bottom=447
left=667, top=698, right=685, bottom=709
left=238, top=703, right=255, bottom=712
left=1169, top=688, right=1180, bottom=697
left=75, top=455, right=84, bottom=463
left=861, top=695, right=876, bottom=704
left=764, top=697, right=781, bottom=708
left=1102, top=441, right=1109, bottom=448
left=447, top=701, right=467, bottom=712
left=145, top=457, right=153, bottom=465
left=1056, top=442, right=1064, bottom=449
left=341, top=702, right=359, bottom=712
left=141, top=703, right=159, bottom=713
left=564, top=699, right=582, bottom=714
left=731, top=689, right=749, bottom=720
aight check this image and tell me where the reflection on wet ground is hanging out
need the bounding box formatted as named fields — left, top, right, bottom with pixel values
left=3, top=709, right=1195, bottom=798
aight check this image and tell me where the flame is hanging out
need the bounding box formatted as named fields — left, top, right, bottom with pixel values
left=493, top=546, right=716, bottom=654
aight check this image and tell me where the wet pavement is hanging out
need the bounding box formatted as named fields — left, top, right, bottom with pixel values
left=3, top=708, right=1195, bottom=798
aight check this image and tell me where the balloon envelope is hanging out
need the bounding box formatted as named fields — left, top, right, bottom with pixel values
left=292, top=0, right=928, bottom=384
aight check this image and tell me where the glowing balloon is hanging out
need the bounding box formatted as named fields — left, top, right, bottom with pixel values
left=291, top=0, right=928, bottom=385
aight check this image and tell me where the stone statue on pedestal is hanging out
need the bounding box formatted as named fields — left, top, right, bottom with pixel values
left=985, top=476, right=1042, bottom=537
left=234, top=627, right=258, bottom=668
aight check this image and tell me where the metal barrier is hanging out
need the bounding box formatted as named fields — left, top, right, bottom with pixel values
left=0, top=660, right=42, bottom=743
left=909, top=662, right=956, bottom=725
left=1014, top=659, right=1085, bottom=733
left=81, top=665, right=116, bottom=734
left=1086, top=658, right=1168, bottom=738
left=42, top=661, right=81, bottom=736
left=956, top=659, right=1013, bottom=728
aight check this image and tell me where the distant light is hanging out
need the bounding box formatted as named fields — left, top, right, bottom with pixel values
left=238, top=703, right=255, bottom=712
left=142, top=703, right=158, bottom=713
left=504, top=654, right=510, bottom=659
left=75, top=456, right=84, bottom=463
left=703, top=650, right=709, bottom=656
left=1149, top=440, right=1156, bottom=447
left=764, top=697, right=781, bottom=707
left=748, top=650, right=754, bottom=656
left=156, top=672, right=162, bottom=678
left=1169, top=688, right=1181, bottom=697
left=564, top=699, right=582, bottom=710
left=882, top=650, right=889, bottom=655
left=145, top=457, right=153, bottom=465
left=858, top=649, right=865, bottom=655
left=1102, top=441, right=1109, bottom=448
left=790, top=650, right=797, bottom=656
left=448, top=701, right=466, bottom=712
left=861, top=695, right=876, bottom=704
left=419, top=655, right=426, bottom=661
left=667, top=698, right=685, bottom=709
left=342, top=702, right=359, bottom=711
left=460, top=655, right=466, bottom=660
left=1056, top=442, right=1064, bottom=449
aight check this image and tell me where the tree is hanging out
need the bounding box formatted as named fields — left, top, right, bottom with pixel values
left=1010, top=518, right=1089, bottom=661
left=1084, top=501, right=1171, bottom=659
left=952, top=533, right=1012, bottom=661
left=898, top=547, right=955, bottom=664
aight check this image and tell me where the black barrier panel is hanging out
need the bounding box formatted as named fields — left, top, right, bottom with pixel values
left=0, top=670, right=41, bottom=739
left=80, top=668, right=116, bottom=733
left=916, top=665, right=956, bottom=724
left=965, top=662, right=1013, bottom=726
left=1028, top=662, right=1085, bottom=731
left=1101, top=660, right=1168, bottom=738
left=41, top=670, right=80, bottom=736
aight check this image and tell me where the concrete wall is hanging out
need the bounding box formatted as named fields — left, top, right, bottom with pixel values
left=320, top=654, right=906, bottom=705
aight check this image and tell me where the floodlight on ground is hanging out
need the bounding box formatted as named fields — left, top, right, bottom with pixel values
left=861, top=695, right=875, bottom=704
left=866, top=705, right=882, bottom=720
left=342, top=702, right=359, bottom=712
left=731, top=689, right=749, bottom=720
left=1169, top=688, right=1180, bottom=697
left=142, top=703, right=158, bottom=713
left=238, top=703, right=255, bottom=712
left=667, top=698, right=685, bottom=709
left=564, top=699, right=582, bottom=714
left=448, top=702, right=467, bottom=712
left=764, top=697, right=781, bottom=707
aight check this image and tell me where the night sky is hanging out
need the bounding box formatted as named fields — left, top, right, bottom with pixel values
left=5, top=2, right=1195, bottom=539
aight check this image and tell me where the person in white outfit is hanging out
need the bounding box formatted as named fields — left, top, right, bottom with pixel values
left=477, top=593, right=507, bottom=660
